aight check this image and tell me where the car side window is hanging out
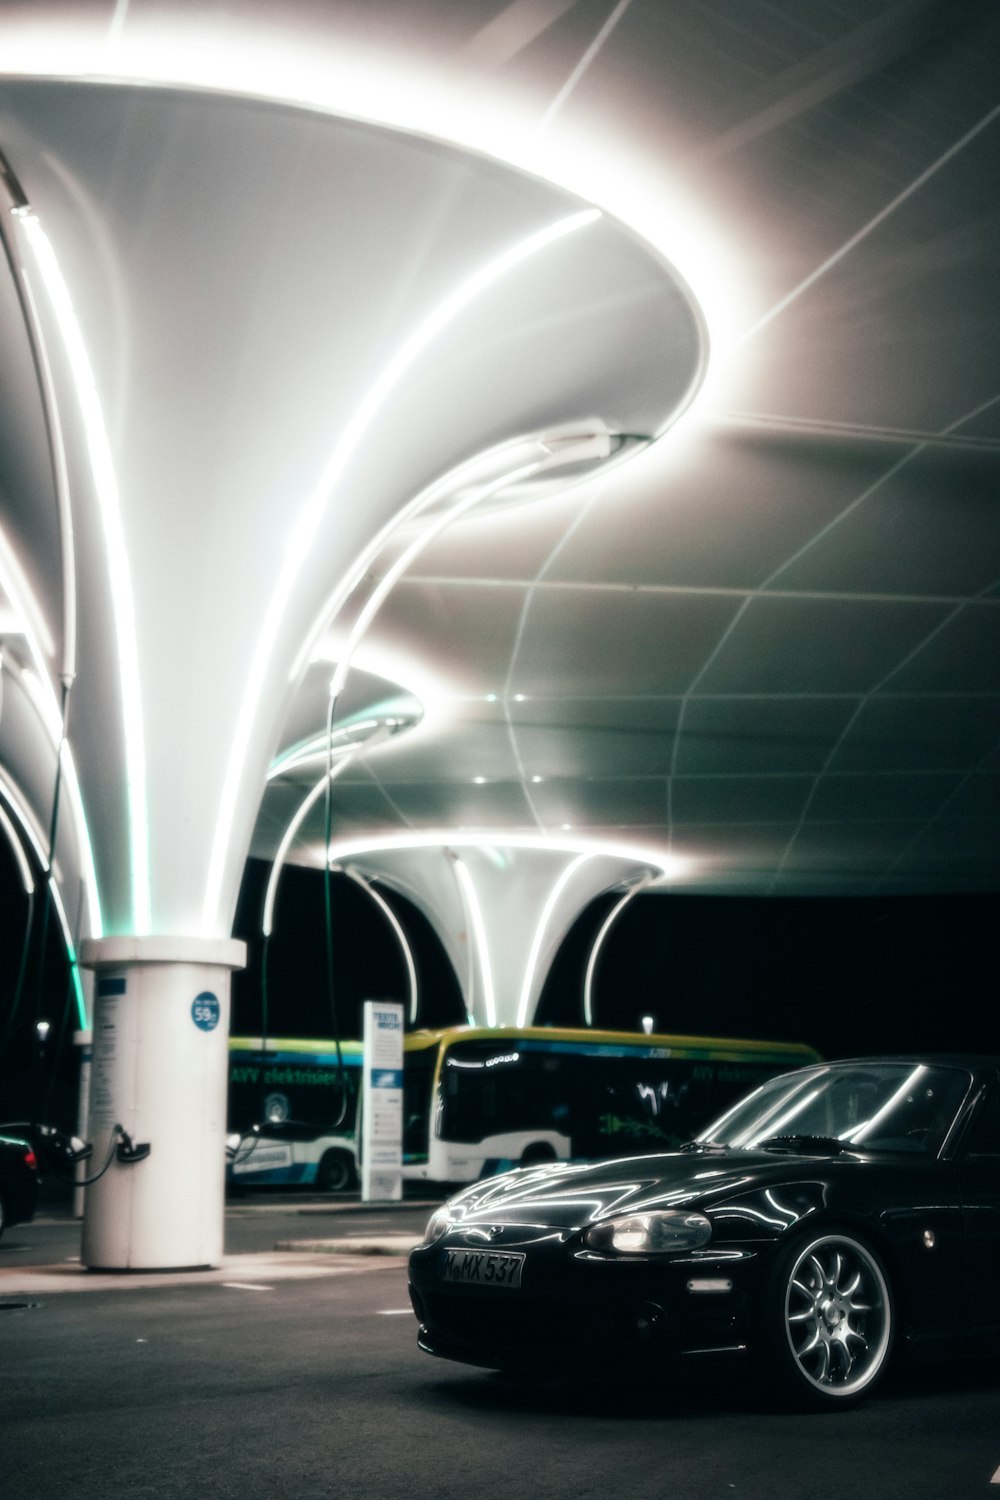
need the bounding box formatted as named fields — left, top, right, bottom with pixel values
left=962, top=1087, right=1000, bottom=1159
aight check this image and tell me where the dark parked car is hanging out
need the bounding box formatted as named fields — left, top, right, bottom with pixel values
left=0, top=1128, right=40, bottom=1239
left=408, top=1056, right=1000, bottom=1409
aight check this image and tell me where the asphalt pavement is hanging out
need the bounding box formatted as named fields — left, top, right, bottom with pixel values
left=3, top=1189, right=1000, bottom=1500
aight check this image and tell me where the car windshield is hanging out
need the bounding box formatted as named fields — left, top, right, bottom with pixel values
left=695, top=1061, right=971, bottom=1156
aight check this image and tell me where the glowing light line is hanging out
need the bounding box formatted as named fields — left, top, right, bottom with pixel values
left=451, top=854, right=496, bottom=1027
left=737, top=100, right=1000, bottom=346
left=17, top=211, right=149, bottom=934
left=0, top=770, right=88, bottom=1026
left=322, top=829, right=689, bottom=876
left=342, top=866, right=418, bottom=1025
left=261, top=755, right=356, bottom=938
left=18, top=266, right=77, bottom=681
left=0, top=799, right=34, bottom=894
left=536, top=0, right=634, bottom=134
left=294, top=427, right=607, bottom=685
left=204, top=206, right=601, bottom=934
left=328, top=460, right=542, bottom=701
left=517, top=852, right=592, bottom=1027
left=583, top=877, right=651, bottom=1026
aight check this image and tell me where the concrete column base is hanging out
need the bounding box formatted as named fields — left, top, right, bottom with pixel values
left=78, top=936, right=246, bottom=1271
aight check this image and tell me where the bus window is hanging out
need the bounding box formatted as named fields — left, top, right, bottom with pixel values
left=402, top=1043, right=437, bottom=1162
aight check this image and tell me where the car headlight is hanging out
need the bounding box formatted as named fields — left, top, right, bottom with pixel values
left=583, top=1210, right=712, bottom=1255
left=422, top=1206, right=458, bottom=1244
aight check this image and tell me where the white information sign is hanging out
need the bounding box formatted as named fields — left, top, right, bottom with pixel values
left=361, top=1000, right=404, bottom=1202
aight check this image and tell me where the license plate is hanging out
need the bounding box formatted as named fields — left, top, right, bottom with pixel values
left=441, top=1248, right=525, bottom=1290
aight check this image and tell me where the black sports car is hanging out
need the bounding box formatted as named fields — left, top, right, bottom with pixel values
left=0, top=1128, right=40, bottom=1239
left=408, top=1056, right=1000, bottom=1409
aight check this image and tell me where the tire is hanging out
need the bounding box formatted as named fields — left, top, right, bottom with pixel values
left=757, top=1228, right=894, bottom=1410
left=316, top=1149, right=356, bottom=1193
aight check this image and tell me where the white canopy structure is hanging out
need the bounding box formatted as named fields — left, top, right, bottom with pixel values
left=1, top=2, right=998, bottom=1266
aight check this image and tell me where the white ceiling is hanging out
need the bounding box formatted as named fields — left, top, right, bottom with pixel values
left=258, top=0, right=1000, bottom=898
left=1, top=0, right=999, bottom=931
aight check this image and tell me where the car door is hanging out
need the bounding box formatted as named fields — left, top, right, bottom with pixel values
left=956, top=1076, right=1000, bottom=1337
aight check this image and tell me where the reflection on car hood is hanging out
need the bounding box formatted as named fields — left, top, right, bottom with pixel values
left=447, top=1148, right=863, bottom=1230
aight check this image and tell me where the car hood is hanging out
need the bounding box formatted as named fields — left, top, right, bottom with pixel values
left=444, top=1147, right=864, bottom=1231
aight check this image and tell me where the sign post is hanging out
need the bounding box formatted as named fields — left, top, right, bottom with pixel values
left=361, top=1000, right=404, bottom=1202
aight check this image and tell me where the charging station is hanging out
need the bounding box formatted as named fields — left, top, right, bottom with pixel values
left=79, top=936, right=246, bottom=1271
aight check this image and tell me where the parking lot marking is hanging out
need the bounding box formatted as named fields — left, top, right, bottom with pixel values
left=991, top=1463, right=1000, bottom=1484
left=377, top=1309, right=412, bottom=1315
left=222, top=1282, right=273, bottom=1292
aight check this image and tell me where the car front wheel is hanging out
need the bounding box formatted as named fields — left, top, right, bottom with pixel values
left=759, top=1229, right=894, bottom=1410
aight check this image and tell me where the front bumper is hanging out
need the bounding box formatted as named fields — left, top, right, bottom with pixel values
left=408, top=1233, right=762, bottom=1373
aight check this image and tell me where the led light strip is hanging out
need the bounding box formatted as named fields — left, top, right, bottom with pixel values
left=0, top=769, right=88, bottom=1027
left=0, top=798, right=34, bottom=894
left=451, top=853, right=496, bottom=1028
left=328, top=460, right=542, bottom=701
left=0, top=182, right=100, bottom=937
left=341, top=866, right=418, bottom=1025
left=516, top=852, right=592, bottom=1027
left=267, top=718, right=385, bottom=780
left=261, top=754, right=355, bottom=938
left=295, top=428, right=606, bottom=685
left=3, top=660, right=103, bottom=939
left=203, top=207, right=601, bottom=934
left=16, top=210, right=149, bottom=934
left=582, top=876, right=653, bottom=1026
left=322, top=828, right=688, bottom=875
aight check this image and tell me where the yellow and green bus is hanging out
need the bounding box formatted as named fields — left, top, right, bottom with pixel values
left=401, top=1026, right=821, bottom=1184
left=227, top=1025, right=820, bottom=1190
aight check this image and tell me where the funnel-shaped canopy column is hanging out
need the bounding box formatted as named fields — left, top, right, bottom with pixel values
left=0, top=78, right=704, bottom=944
left=347, top=841, right=673, bottom=1027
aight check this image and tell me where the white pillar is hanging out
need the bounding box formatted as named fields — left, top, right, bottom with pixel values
left=78, top=935, right=245, bottom=1271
